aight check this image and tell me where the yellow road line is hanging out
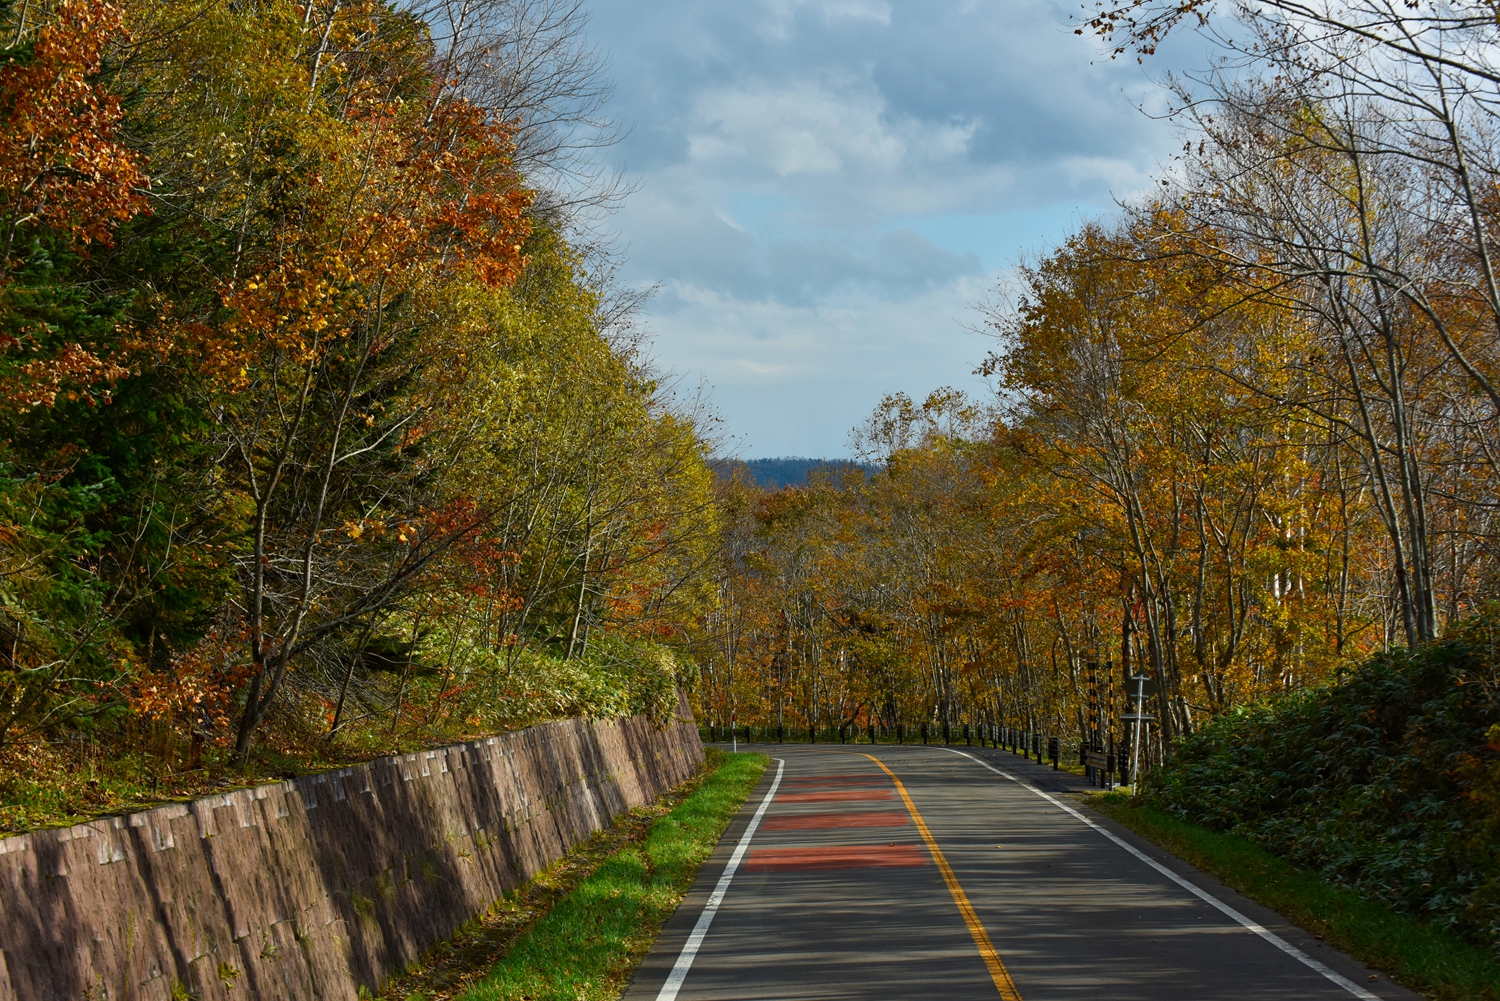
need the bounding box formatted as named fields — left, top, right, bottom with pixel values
left=861, top=752, right=1023, bottom=1001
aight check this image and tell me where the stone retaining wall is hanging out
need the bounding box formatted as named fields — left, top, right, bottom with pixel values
left=0, top=705, right=702, bottom=1001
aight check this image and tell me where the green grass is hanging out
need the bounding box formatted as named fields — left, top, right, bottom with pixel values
left=441, top=750, right=766, bottom=1001
left=1089, top=792, right=1500, bottom=1001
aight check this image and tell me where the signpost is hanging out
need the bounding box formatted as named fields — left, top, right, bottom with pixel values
left=1122, top=674, right=1157, bottom=787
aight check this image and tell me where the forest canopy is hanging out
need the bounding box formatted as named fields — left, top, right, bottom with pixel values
left=6, top=0, right=1500, bottom=852
left=692, top=0, right=1500, bottom=782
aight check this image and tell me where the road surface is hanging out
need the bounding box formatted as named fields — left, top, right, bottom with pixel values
left=623, top=743, right=1420, bottom=1001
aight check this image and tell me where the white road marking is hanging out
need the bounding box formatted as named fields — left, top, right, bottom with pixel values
left=654, top=757, right=785, bottom=1001
left=940, top=748, right=1383, bottom=1001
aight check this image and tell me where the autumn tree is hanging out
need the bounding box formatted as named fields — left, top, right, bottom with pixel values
left=0, top=0, right=719, bottom=815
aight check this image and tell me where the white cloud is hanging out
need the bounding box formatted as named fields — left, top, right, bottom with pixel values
left=688, top=78, right=905, bottom=178
left=761, top=0, right=895, bottom=35
left=586, top=0, right=1201, bottom=456
left=1057, top=155, right=1160, bottom=201
left=823, top=0, right=893, bottom=25
left=642, top=274, right=998, bottom=455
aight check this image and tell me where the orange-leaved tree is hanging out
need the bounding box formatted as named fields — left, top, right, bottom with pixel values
left=0, top=0, right=146, bottom=408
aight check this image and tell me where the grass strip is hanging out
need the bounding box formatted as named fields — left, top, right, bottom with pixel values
left=1089, top=792, right=1500, bottom=1001
left=388, top=749, right=766, bottom=1001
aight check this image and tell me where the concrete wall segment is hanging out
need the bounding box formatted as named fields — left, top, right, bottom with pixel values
left=0, top=708, right=701, bottom=1000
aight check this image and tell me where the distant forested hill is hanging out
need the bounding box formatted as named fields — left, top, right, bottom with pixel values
left=713, top=457, right=876, bottom=489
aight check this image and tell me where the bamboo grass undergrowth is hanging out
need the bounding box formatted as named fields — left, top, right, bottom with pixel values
left=1089, top=792, right=1500, bottom=1001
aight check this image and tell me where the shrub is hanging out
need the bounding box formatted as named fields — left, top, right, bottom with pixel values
left=1142, top=608, right=1500, bottom=953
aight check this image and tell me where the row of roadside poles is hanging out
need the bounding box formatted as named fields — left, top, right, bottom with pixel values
left=703, top=665, right=1162, bottom=788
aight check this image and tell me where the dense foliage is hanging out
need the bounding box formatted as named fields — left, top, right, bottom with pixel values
left=0, top=0, right=716, bottom=832
left=694, top=1, right=1500, bottom=789
left=1141, top=609, right=1500, bottom=953
left=6, top=0, right=1500, bottom=908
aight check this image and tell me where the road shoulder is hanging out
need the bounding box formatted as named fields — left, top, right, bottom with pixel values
left=1067, top=793, right=1425, bottom=1001
left=619, top=749, right=780, bottom=1000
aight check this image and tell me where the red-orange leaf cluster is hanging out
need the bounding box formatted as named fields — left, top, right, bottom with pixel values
left=0, top=0, right=147, bottom=274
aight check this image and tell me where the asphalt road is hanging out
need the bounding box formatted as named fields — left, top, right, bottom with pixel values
left=622, top=743, right=1423, bottom=1001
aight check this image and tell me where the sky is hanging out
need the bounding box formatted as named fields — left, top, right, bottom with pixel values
left=585, top=0, right=1190, bottom=458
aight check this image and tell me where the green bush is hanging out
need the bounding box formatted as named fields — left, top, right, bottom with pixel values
left=401, top=627, right=694, bottom=736
left=1142, top=608, right=1500, bottom=954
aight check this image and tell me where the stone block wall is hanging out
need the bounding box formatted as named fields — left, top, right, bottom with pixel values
left=0, top=706, right=702, bottom=1000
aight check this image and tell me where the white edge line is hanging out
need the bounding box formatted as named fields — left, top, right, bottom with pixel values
left=654, top=757, right=785, bottom=1001
left=940, top=748, right=1383, bottom=1001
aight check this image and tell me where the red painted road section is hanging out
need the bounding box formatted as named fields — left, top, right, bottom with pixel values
left=762, top=810, right=911, bottom=831
left=776, top=789, right=896, bottom=802
left=744, top=844, right=929, bottom=872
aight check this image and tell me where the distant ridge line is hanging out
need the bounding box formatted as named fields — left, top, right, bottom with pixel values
left=711, top=456, right=877, bottom=489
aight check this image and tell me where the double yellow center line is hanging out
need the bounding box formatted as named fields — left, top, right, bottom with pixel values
left=861, top=753, right=1023, bottom=1001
